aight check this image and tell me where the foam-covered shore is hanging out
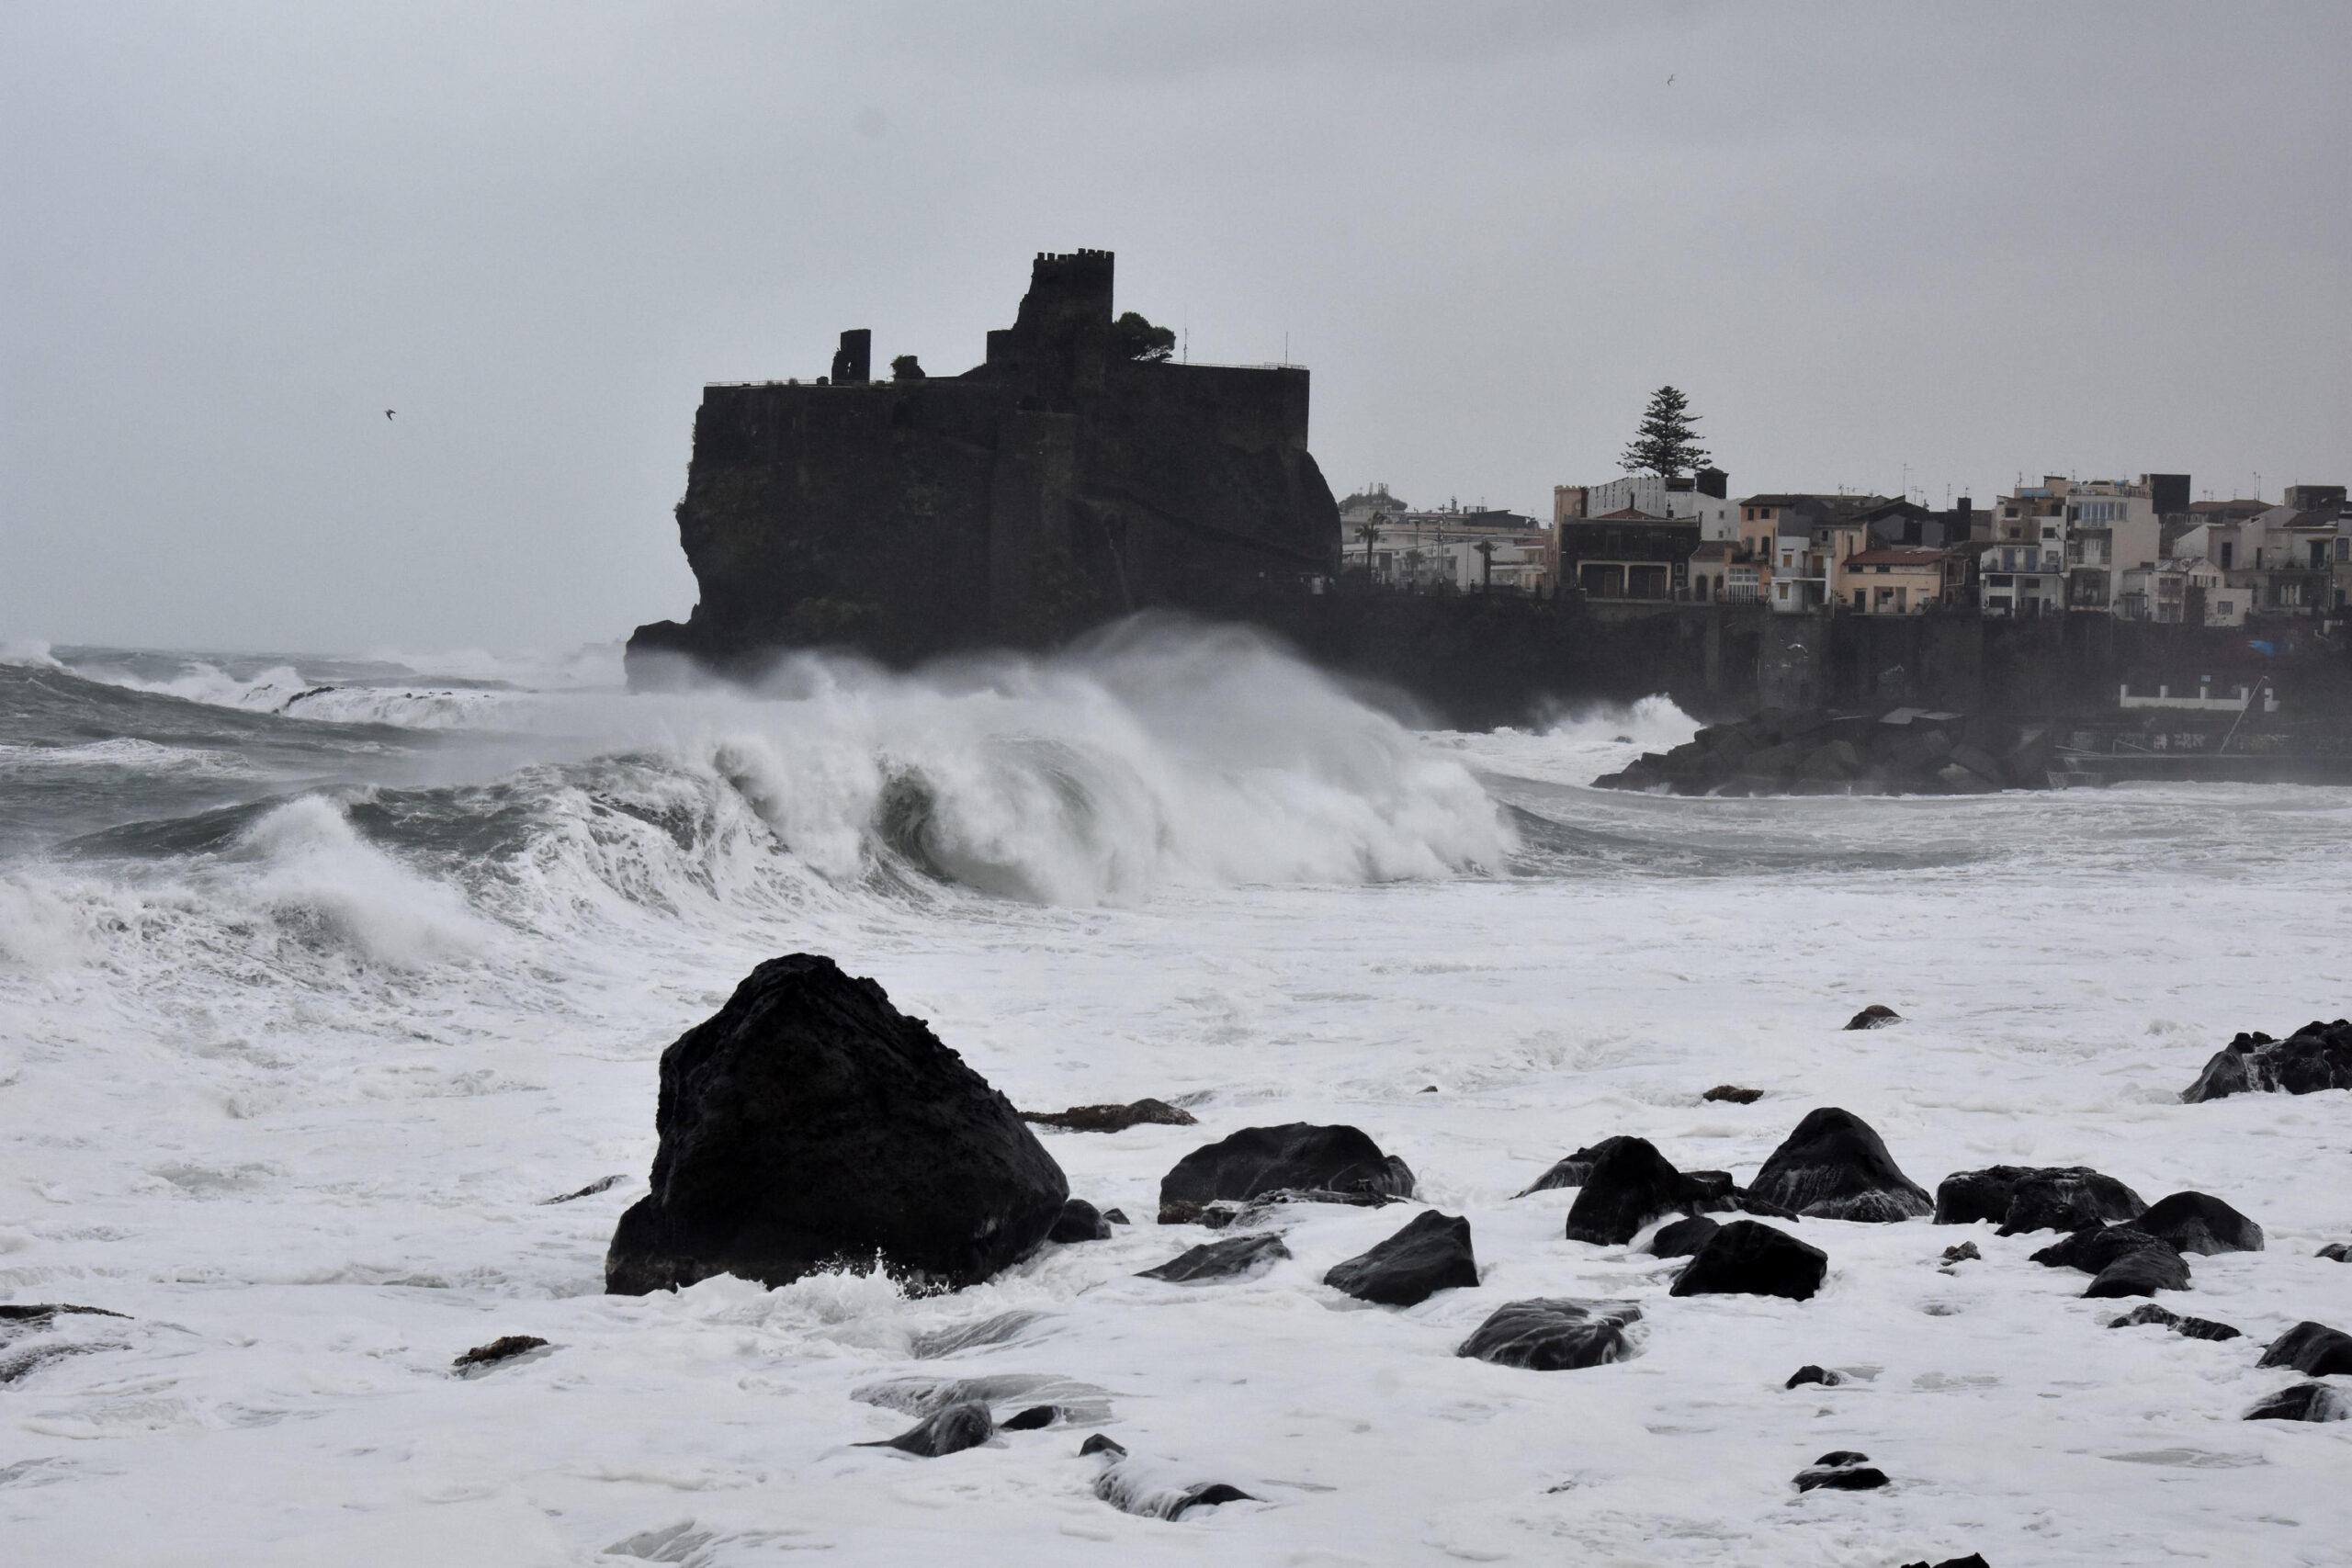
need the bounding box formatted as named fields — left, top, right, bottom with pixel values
left=2, top=634, right=2348, bottom=1565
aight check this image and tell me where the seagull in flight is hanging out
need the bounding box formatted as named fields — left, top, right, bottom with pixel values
left=384, top=409, right=395, bottom=421
left=1666, top=73, right=1677, bottom=85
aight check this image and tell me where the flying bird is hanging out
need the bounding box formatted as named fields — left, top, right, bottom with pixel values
left=1666, top=73, right=1677, bottom=85
left=384, top=409, right=395, bottom=421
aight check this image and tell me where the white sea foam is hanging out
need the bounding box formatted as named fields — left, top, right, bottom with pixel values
left=2, top=628, right=2349, bottom=1565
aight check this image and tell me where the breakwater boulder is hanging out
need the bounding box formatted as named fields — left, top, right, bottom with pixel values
left=1158, top=1123, right=1415, bottom=1223
left=1594, top=706, right=2055, bottom=796
left=2181, top=1020, right=2352, bottom=1100
left=605, top=954, right=1069, bottom=1295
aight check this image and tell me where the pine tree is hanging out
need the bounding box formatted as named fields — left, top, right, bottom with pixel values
left=1621, top=386, right=1711, bottom=478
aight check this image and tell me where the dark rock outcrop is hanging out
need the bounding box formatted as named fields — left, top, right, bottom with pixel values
left=1514, top=1135, right=1638, bottom=1198
left=1455, top=1299, right=1643, bottom=1371
left=1079, top=1434, right=1126, bottom=1458
left=1703, top=1085, right=1764, bottom=1104
left=1023, top=1099, right=1197, bottom=1134
left=1102, top=1208, right=1130, bottom=1226
left=1565, top=1137, right=1727, bottom=1245
left=1786, top=1364, right=1845, bottom=1389
left=2082, top=1243, right=2191, bottom=1299
left=2321, top=1242, right=2351, bottom=1262
left=1795, top=1450, right=1890, bottom=1491
left=1748, top=1108, right=1931, bottom=1222
left=1900, top=1557, right=1991, bottom=1568
left=1941, top=1241, right=1981, bottom=1264
left=540, top=1175, right=626, bottom=1204
left=2245, top=1382, right=2350, bottom=1422
left=1650, top=1215, right=1721, bottom=1258
left=2258, top=1321, right=2352, bottom=1377
left=2105, top=1303, right=2241, bottom=1340
left=604, top=954, right=1068, bottom=1296
left=2030, top=1222, right=2169, bottom=1275
left=1136, top=1232, right=1290, bottom=1283
left=1671, top=1220, right=1829, bottom=1302
left=0, top=1303, right=128, bottom=1328
left=1049, top=1199, right=1114, bottom=1244
left=1158, top=1123, right=1413, bottom=1223
left=1001, top=1404, right=1059, bottom=1430
left=1596, top=707, right=2053, bottom=797
left=1845, top=1004, right=1903, bottom=1031
left=2181, top=1020, right=2352, bottom=1101
left=452, top=1336, right=550, bottom=1373
left=1934, top=1165, right=2146, bottom=1234
left=1323, top=1211, right=1478, bottom=1306
left=2135, top=1190, right=2263, bottom=1256
left=857, top=1401, right=995, bottom=1457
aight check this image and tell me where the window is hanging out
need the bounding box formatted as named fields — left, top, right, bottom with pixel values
left=1776, top=583, right=1788, bottom=601
left=2221, top=542, right=2234, bottom=570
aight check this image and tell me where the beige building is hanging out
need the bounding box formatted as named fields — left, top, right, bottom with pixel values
left=1838, top=547, right=1964, bottom=614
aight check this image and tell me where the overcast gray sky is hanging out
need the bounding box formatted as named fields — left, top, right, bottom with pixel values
left=5, top=2, right=2346, bottom=655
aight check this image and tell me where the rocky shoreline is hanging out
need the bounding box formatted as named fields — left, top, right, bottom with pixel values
left=1595, top=705, right=2057, bottom=796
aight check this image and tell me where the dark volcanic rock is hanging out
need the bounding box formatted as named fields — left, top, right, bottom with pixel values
left=1455, top=1299, right=1642, bottom=1371
left=2182, top=1020, right=2352, bottom=1101
left=1940, top=1241, right=1981, bottom=1264
left=2321, top=1242, right=2351, bottom=1262
left=1748, top=1108, right=1931, bottom=1222
left=1845, top=1004, right=1903, bottom=1031
left=1565, top=1136, right=1725, bottom=1245
left=539, top=1175, right=626, bottom=1204
left=0, top=1303, right=128, bottom=1329
left=2245, top=1382, right=2350, bottom=1423
left=1001, top=1404, right=1058, bottom=1430
left=1049, top=1199, right=1114, bottom=1244
left=1786, top=1364, right=1845, bottom=1389
left=1079, top=1434, right=1127, bottom=1458
left=1703, top=1085, right=1764, bottom=1104
left=858, top=1400, right=995, bottom=1457
left=1323, top=1211, right=1478, bottom=1306
left=1023, top=1099, right=1197, bottom=1134
left=1935, top=1164, right=2146, bottom=1233
left=2135, top=1190, right=2262, bottom=1256
left=1514, top=1135, right=1639, bottom=1197
left=1671, top=1220, right=1829, bottom=1302
left=1795, top=1461, right=1890, bottom=1491
left=1650, top=1215, right=1721, bottom=1259
left=2082, top=1242, right=2191, bottom=1299
left=1136, top=1232, right=1290, bottom=1283
left=2106, top=1303, right=2242, bottom=1340
left=1102, top=1208, right=1130, bottom=1226
left=2030, top=1221, right=2169, bottom=1275
left=1900, top=1557, right=1991, bottom=1568
left=604, top=954, right=1069, bottom=1296
left=2258, top=1321, right=2352, bottom=1377
left=1158, top=1123, right=1413, bottom=1223
left=452, top=1335, right=549, bottom=1373
left=1594, top=707, right=2053, bottom=798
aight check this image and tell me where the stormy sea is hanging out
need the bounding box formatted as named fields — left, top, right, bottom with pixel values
left=2, top=624, right=2347, bottom=1566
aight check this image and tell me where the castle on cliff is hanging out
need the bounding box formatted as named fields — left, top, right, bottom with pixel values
left=628, top=250, right=1340, bottom=675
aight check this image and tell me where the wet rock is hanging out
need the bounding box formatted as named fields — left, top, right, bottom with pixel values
left=451, top=1335, right=549, bottom=1373
left=2257, top=1321, right=2352, bottom=1377
left=605, top=954, right=1068, bottom=1295
left=1941, top=1241, right=1981, bottom=1264
left=1671, top=1220, right=1829, bottom=1302
left=2245, top=1382, right=2350, bottom=1422
left=1455, top=1298, right=1643, bottom=1371
left=1795, top=1454, right=1890, bottom=1491
left=1049, top=1199, right=1114, bottom=1244
left=1845, top=1005, right=1903, bottom=1031
left=1899, top=1556, right=1991, bottom=1568
left=539, top=1175, right=626, bottom=1204
left=1703, top=1085, right=1763, bottom=1104
left=854, top=1371, right=1111, bottom=1427
left=1934, top=1164, right=2146, bottom=1233
left=2181, top=1021, right=2352, bottom=1101
left=1814, top=1449, right=1871, bottom=1467
left=1158, top=1123, right=1413, bottom=1223
left=910, top=1310, right=1048, bottom=1359
left=1565, top=1137, right=1726, bottom=1245
left=1136, top=1232, right=1290, bottom=1283
left=1323, top=1211, right=1478, bottom=1306
left=1001, top=1404, right=1059, bottom=1430
left=1102, top=1209, right=1130, bottom=1226
left=1786, top=1364, right=1844, bottom=1389
left=857, top=1400, right=994, bottom=1457
left=1649, top=1215, right=1721, bottom=1259
left=1748, top=1109, right=1931, bottom=1222
left=1514, top=1135, right=1638, bottom=1197
left=2105, top=1303, right=2241, bottom=1340
left=0, top=1341, right=120, bottom=1386
left=2030, top=1221, right=2170, bottom=1275
left=1079, top=1434, right=1126, bottom=1457
left=2135, top=1190, right=2262, bottom=1256
left=2082, top=1242, right=2191, bottom=1299
left=1091, top=1462, right=1259, bottom=1520
left=0, top=1303, right=128, bottom=1330
left=2320, top=1242, right=2350, bottom=1262
left=1023, top=1099, right=1198, bottom=1134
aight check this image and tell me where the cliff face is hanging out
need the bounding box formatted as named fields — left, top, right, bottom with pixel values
left=628, top=250, right=1338, bottom=677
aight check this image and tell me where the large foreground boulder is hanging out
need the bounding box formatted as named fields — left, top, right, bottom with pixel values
left=1514, top=1135, right=1639, bottom=1197
left=605, top=954, right=1069, bottom=1296
left=2258, top=1321, right=2352, bottom=1377
left=1748, top=1109, right=1931, bottom=1222
left=2182, top=1021, right=2352, bottom=1101
left=1323, top=1211, right=1478, bottom=1306
left=1670, top=1220, right=1829, bottom=1302
left=2245, top=1382, right=2351, bottom=1423
left=1158, top=1123, right=1414, bottom=1223
left=1455, top=1299, right=1642, bottom=1370
left=1565, top=1137, right=1724, bottom=1245
left=1934, top=1165, right=2146, bottom=1234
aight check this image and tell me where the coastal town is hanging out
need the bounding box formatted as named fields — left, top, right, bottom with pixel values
left=1340, top=462, right=2352, bottom=633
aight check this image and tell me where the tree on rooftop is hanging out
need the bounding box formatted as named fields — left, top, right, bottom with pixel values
left=1622, top=385, right=1711, bottom=478
left=891, top=355, right=925, bottom=381
left=1111, top=310, right=1177, bottom=362
left=1475, top=536, right=1498, bottom=592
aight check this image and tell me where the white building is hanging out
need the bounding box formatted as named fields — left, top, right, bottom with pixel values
left=1555, top=468, right=1736, bottom=541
